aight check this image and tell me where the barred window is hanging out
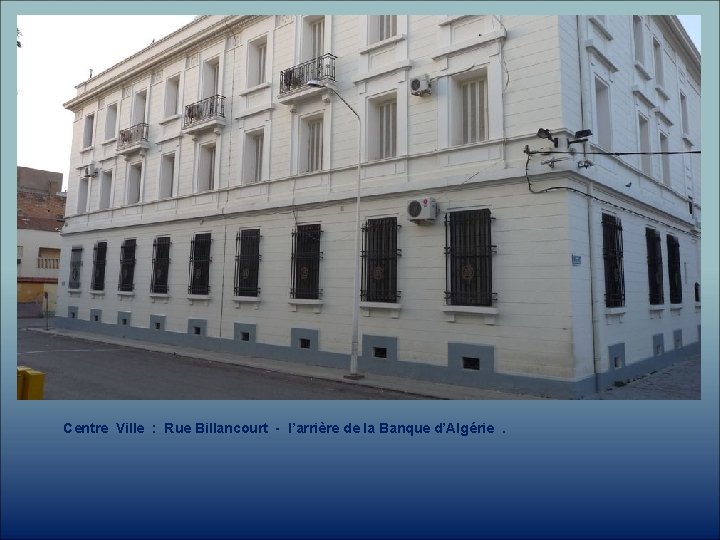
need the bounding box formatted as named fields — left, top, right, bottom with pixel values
left=91, top=242, right=107, bottom=291
left=151, top=237, right=171, bottom=294
left=291, top=224, right=322, bottom=299
left=188, top=233, right=212, bottom=295
left=69, top=247, right=83, bottom=289
left=118, top=239, right=137, bottom=292
left=362, top=217, right=401, bottom=303
left=645, top=228, right=664, bottom=305
left=234, top=229, right=261, bottom=297
left=667, top=235, right=682, bottom=304
left=602, top=214, right=625, bottom=308
left=444, top=209, right=494, bottom=306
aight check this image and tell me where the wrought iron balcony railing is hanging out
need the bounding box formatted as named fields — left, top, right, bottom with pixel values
left=117, top=123, right=149, bottom=151
left=279, top=54, right=337, bottom=96
left=183, top=95, right=226, bottom=129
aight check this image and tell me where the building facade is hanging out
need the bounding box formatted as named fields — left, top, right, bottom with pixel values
left=17, top=167, right=66, bottom=317
left=57, top=15, right=701, bottom=397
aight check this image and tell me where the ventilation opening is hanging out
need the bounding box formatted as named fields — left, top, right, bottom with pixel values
left=299, top=338, right=311, bottom=349
left=121, top=318, right=127, bottom=325
left=462, top=357, right=480, bottom=370
left=155, top=322, right=161, bottom=330
left=194, top=326, right=201, bottom=335
left=93, top=315, right=99, bottom=322
left=373, top=347, right=388, bottom=359
left=614, top=356, right=622, bottom=369
left=241, top=332, right=250, bottom=342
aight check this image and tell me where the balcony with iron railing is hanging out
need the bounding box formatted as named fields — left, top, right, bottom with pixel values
left=183, top=95, right=226, bottom=135
left=117, top=123, right=150, bottom=156
left=278, top=54, right=337, bottom=104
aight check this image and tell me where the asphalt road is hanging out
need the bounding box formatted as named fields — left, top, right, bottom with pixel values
left=17, top=326, right=424, bottom=400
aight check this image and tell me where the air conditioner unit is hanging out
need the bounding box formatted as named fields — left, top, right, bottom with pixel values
left=410, top=75, right=431, bottom=96
left=83, top=165, right=97, bottom=178
left=407, top=197, right=438, bottom=223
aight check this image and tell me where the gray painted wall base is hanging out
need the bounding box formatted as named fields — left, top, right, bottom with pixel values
left=54, top=316, right=700, bottom=399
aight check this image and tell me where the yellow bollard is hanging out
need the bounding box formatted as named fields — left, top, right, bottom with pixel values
left=21, top=369, right=45, bottom=400
left=17, top=366, right=31, bottom=400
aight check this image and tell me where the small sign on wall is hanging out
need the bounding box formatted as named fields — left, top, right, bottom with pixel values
left=571, top=255, right=582, bottom=266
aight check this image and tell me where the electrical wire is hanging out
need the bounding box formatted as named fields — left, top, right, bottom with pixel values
left=524, top=153, right=699, bottom=237
left=526, top=149, right=701, bottom=156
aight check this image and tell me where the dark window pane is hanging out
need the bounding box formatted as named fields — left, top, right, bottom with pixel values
left=234, top=229, right=261, bottom=297
left=91, top=242, right=107, bottom=291
left=362, top=217, right=400, bottom=302
left=445, top=209, right=493, bottom=306
left=291, top=224, right=321, bottom=299
left=151, top=237, right=171, bottom=294
left=188, top=233, right=212, bottom=295
left=118, top=239, right=137, bottom=292
left=602, top=214, right=625, bottom=308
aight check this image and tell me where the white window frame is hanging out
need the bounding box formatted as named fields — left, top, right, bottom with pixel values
left=164, top=74, right=180, bottom=118
left=159, top=152, right=176, bottom=199
left=449, top=69, right=488, bottom=147
left=637, top=113, right=652, bottom=176
left=83, top=113, right=95, bottom=149
left=633, top=16, right=645, bottom=66
left=594, top=75, right=612, bottom=150
left=98, top=170, right=113, bottom=210
left=126, top=161, right=143, bottom=205
left=652, top=36, right=664, bottom=88
left=659, top=130, right=671, bottom=187
left=248, top=36, right=268, bottom=88
left=243, top=129, right=265, bottom=184
left=367, top=93, right=397, bottom=161
left=104, top=103, right=118, bottom=141
left=196, top=142, right=216, bottom=192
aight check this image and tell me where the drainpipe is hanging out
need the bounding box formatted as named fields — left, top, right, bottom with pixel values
left=576, top=15, right=600, bottom=392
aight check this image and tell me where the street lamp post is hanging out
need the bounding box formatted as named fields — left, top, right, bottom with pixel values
left=307, top=80, right=363, bottom=379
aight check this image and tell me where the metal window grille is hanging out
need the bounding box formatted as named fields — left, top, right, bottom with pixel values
left=379, top=15, right=397, bottom=41
left=234, top=229, right=261, bottom=297
left=645, top=228, right=664, bottom=305
left=361, top=217, right=401, bottom=302
left=151, top=237, right=171, bottom=294
left=91, top=242, right=107, bottom=291
left=461, top=79, right=486, bottom=144
left=602, top=214, right=625, bottom=307
left=667, top=234, right=682, bottom=304
left=188, top=233, right=212, bottom=295
left=291, top=224, right=322, bottom=299
left=379, top=100, right=397, bottom=159
left=118, top=239, right=137, bottom=292
left=307, top=118, right=323, bottom=172
left=444, top=209, right=494, bottom=306
left=69, top=247, right=83, bottom=289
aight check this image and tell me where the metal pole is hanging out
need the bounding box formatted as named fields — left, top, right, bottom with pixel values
left=308, top=81, right=364, bottom=379
left=44, top=291, right=49, bottom=330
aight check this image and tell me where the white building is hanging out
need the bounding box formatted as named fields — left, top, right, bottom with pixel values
left=57, top=15, right=701, bottom=397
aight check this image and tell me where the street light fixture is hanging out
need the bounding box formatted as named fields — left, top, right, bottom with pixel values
left=307, top=80, right=364, bottom=379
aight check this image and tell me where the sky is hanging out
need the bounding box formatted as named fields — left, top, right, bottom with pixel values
left=15, top=14, right=702, bottom=191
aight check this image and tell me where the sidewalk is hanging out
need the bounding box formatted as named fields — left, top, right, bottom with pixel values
left=22, top=322, right=700, bottom=400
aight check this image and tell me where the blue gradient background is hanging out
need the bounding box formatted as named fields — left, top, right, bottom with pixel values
left=2, top=2, right=718, bottom=539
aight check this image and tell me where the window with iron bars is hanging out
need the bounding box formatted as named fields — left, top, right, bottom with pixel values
left=118, top=239, right=137, bottom=292
left=188, top=233, right=212, bottom=295
left=69, top=247, right=83, bottom=289
left=234, top=229, right=261, bottom=297
left=602, top=214, right=625, bottom=308
left=645, top=228, right=664, bottom=305
left=91, top=242, right=107, bottom=291
left=444, top=209, right=495, bottom=306
left=151, top=237, right=171, bottom=294
left=667, top=234, right=682, bottom=304
left=291, top=224, right=322, bottom=299
left=361, top=217, right=401, bottom=302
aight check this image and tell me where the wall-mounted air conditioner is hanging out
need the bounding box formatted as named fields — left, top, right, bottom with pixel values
left=407, top=197, right=438, bottom=223
left=410, top=75, right=431, bottom=96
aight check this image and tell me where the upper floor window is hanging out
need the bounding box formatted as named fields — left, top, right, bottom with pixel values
left=132, top=90, right=147, bottom=125
left=234, top=229, right=261, bottom=297
left=118, top=239, right=137, bottom=292
left=633, top=16, right=645, bottom=65
left=450, top=71, right=488, bottom=146
left=645, top=228, right=664, bottom=305
left=594, top=77, right=612, bottom=150
left=127, top=162, right=142, bottom=205
left=77, top=177, right=89, bottom=214
left=248, top=37, right=267, bottom=87
left=99, top=170, right=112, bottom=210
left=189, top=233, right=212, bottom=295
left=69, top=247, right=83, bottom=290
left=303, top=116, right=323, bottom=173
left=197, top=143, right=216, bottom=192
left=83, top=113, right=95, bottom=148
left=159, top=153, right=175, bottom=199
left=602, top=213, right=625, bottom=308
left=244, top=130, right=264, bottom=184
left=637, top=114, right=652, bottom=176
left=151, top=236, right=171, bottom=294
left=362, top=217, right=401, bottom=303
left=368, top=94, right=397, bottom=160
left=659, top=132, right=671, bottom=186
left=202, top=57, right=220, bottom=99
left=653, top=37, right=664, bottom=87
left=291, top=224, right=322, bottom=299
left=444, top=209, right=494, bottom=307
left=302, top=16, right=325, bottom=61
left=680, top=92, right=689, bottom=135
left=91, top=241, right=107, bottom=292
left=667, top=235, right=682, bottom=304
left=369, top=15, right=397, bottom=43
left=164, top=75, right=180, bottom=117
left=104, top=103, right=117, bottom=140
